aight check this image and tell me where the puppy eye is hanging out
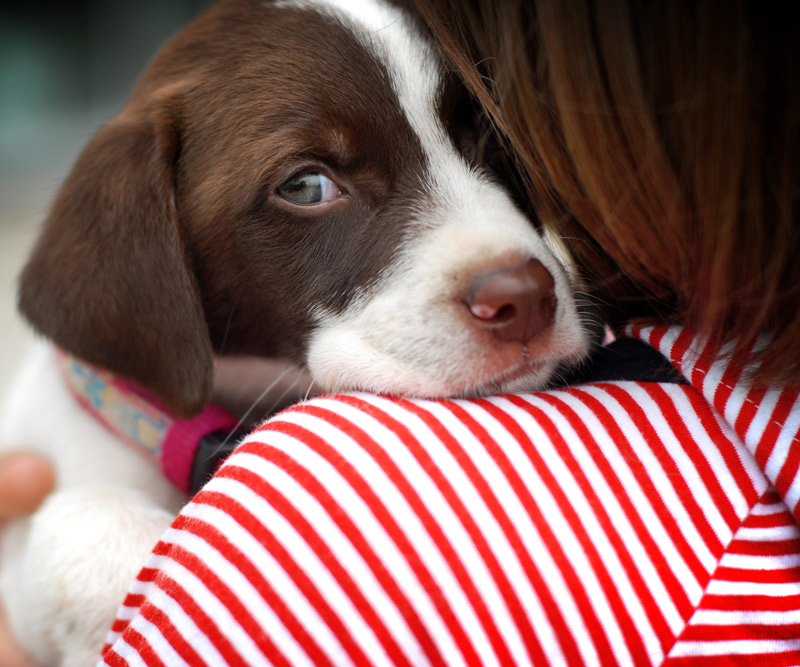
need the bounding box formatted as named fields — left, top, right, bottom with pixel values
left=277, top=172, right=342, bottom=206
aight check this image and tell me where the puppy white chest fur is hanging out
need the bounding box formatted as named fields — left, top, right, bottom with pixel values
left=1, top=344, right=184, bottom=666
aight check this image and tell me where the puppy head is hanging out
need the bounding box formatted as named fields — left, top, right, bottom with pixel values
left=19, top=0, right=598, bottom=417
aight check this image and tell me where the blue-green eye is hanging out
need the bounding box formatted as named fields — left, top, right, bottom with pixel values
left=277, top=172, right=342, bottom=206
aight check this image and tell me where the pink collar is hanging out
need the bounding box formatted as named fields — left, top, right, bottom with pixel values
left=57, top=349, right=240, bottom=493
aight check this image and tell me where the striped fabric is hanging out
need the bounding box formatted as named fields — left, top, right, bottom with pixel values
left=100, top=325, right=800, bottom=666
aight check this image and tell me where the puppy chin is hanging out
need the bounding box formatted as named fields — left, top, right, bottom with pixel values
left=472, top=361, right=559, bottom=397
left=307, top=336, right=454, bottom=398
left=307, top=329, right=566, bottom=400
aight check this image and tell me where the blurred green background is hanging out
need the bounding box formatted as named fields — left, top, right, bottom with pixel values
left=0, top=0, right=213, bottom=395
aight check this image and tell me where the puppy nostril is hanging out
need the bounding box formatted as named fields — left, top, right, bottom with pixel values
left=470, top=301, right=517, bottom=323
left=466, top=258, right=556, bottom=343
left=493, top=303, right=517, bottom=323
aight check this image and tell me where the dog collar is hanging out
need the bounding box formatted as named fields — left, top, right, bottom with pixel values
left=57, top=349, right=241, bottom=494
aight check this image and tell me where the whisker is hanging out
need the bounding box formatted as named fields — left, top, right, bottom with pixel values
left=264, top=373, right=303, bottom=417
left=215, top=364, right=295, bottom=452
left=218, top=309, right=235, bottom=356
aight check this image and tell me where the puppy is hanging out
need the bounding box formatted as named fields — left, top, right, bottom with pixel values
left=0, top=0, right=598, bottom=664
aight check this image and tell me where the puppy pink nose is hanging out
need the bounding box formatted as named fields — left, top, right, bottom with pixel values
left=466, top=258, right=556, bottom=343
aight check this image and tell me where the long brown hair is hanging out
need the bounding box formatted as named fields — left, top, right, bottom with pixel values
left=411, top=0, right=800, bottom=385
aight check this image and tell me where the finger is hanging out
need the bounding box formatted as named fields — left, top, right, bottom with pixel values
left=0, top=452, right=56, bottom=521
left=0, top=598, right=33, bottom=667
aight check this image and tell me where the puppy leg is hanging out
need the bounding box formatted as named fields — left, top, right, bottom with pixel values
left=1, top=487, right=173, bottom=667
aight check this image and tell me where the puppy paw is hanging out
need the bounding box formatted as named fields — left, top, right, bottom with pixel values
left=1, top=486, right=173, bottom=667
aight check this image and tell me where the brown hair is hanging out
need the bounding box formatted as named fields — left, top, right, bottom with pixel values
left=412, top=0, right=800, bottom=384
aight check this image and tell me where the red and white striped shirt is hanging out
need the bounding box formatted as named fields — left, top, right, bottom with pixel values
left=100, top=324, right=800, bottom=666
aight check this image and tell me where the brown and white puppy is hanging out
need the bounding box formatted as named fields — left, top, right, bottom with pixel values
left=0, top=0, right=598, bottom=664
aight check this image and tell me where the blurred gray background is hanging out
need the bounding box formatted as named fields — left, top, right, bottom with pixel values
left=0, top=0, right=214, bottom=398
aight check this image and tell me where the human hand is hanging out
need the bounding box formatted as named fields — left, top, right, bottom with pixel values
left=0, top=452, right=56, bottom=667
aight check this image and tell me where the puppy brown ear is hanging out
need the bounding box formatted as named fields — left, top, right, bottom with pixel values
left=18, top=104, right=213, bottom=418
